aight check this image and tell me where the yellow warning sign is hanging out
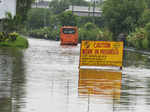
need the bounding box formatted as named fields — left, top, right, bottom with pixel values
left=79, top=41, right=124, bottom=67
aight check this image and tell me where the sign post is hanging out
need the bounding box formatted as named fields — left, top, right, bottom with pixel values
left=79, top=41, right=124, bottom=69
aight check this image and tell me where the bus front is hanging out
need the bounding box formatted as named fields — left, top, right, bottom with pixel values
left=60, top=26, right=78, bottom=45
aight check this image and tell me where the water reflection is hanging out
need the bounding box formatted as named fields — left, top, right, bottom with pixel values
left=11, top=49, right=26, bottom=112
left=78, top=69, right=122, bottom=112
left=124, top=50, right=150, bottom=68
left=0, top=48, right=12, bottom=112
left=0, top=48, right=26, bottom=112
left=118, top=72, right=150, bottom=112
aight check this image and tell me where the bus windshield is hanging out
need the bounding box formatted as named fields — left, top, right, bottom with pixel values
left=63, top=28, right=76, bottom=34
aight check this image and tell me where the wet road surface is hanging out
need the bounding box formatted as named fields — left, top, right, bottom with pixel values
left=0, top=38, right=150, bottom=112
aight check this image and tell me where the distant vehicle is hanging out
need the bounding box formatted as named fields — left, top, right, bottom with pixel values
left=60, top=26, right=78, bottom=45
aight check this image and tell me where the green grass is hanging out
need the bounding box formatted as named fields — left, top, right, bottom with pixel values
left=0, top=36, right=29, bottom=48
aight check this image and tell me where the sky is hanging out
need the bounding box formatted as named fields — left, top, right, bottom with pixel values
left=40, top=0, right=91, bottom=1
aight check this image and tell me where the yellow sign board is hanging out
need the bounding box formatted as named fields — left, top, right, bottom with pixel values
left=79, top=41, right=124, bottom=67
left=78, top=69, right=122, bottom=99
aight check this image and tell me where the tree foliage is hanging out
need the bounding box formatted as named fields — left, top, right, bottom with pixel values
left=102, top=0, right=146, bottom=37
left=79, top=22, right=113, bottom=43
left=138, top=9, right=150, bottom=26
left=145, top=0, right=150, bottom=8
left=3, top=12, right=22, bottom=32
left=49, top=0, right=89, bottom=14
left=16, top=0, right=35, bottom=23
left=27, top=8, right=52, bottom=29
left=49, top=0, right=69, bottom=14
left=58, top=11, right=79, bottom=26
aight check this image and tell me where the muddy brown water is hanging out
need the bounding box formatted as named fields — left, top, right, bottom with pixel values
left=0, top=38, right=150, bottom=112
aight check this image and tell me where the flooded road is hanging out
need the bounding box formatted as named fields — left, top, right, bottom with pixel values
left=0, top=38, right=150, bottom=112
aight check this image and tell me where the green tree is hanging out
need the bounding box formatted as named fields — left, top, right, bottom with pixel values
left=78, top=22, right=113, bottom=42
left=16, top=0, right=35, bottom=23
left=49, top=0, right=89, bottom=14
left=84, top=22, right=97, bottom=30
left=138, top=9, right=150, bottom=27
left=145, top=0, right=150, bottom=8
left=102, top=0, right=146, bottom=38
left=3, top=12, right=22, bottom=32
left=58, top=11, right=79, bottom=26
left=27, top=8, right=52, bottom=29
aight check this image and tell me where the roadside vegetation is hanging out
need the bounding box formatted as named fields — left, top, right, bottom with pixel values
left=102, top=0, right=150, bottom=50
left=0, top=13, right=28, bottom=48
left=2, top=0, right=150, bottom=50
left=0, top=0, right=34, bottom=48
left=0, top=32, right=28, bottom=48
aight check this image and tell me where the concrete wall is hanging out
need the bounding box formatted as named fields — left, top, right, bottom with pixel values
left=73, top=11, right=101, bottom=17
left=66, top=5, right=102, bottom=17
left=0, top=0, right=16, bottom=19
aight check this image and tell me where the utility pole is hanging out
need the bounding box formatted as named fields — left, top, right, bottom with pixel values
left=0, top=20, right=3, bottom=32
left=90, top=0, right=92, bottom=16
left=93, top=0, right=96, bottom=17
left=92, top=0, right=96, bottom=24
left=72, top=1, right=74, bottom=14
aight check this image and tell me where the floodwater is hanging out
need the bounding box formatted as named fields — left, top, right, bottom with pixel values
left=0, top=38, right=150, bottom=112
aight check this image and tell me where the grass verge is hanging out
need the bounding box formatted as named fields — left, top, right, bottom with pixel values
left=0, top=36, right=29, bottom=48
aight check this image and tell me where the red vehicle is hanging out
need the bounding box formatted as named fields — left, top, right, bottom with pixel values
left=60, top=26, right=78, bottom=45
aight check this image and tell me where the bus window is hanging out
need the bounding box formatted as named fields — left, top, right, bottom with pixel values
left=63, top=28, right=76, bottom=34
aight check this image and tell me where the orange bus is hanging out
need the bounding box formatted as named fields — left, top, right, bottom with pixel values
left=60, top=26, right=78, bottom=45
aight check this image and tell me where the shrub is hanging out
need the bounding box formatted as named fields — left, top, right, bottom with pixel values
left=145, top=22, right=150, bottom=40
left=142, top=38, right=149, bottom=49
left=0, top=32, right=19, bottom=42
left=84, top=22, right=97, bottom=30
left=78, top=27, right=98, bottom=42
left=96, top=29, right=113, bottom=41
left=138, top=9, right=150, bottom=27
left=78, top=23, right=113, bottom=43
left=28, top=27, right=60, bottom=40
left=0, top=32, right=28, bottom=48
left=127, top=28, right=149, bottom=49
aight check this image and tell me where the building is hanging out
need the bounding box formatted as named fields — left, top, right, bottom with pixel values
left=0, top=0, right=16, bottom=19
left=0, top=0, right=16, bottom=31
left=32, top=1, right=50, bottom=8
left=65, top=5, right=102, bottom=17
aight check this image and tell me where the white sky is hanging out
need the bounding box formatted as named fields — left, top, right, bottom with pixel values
left=39, top=0, right=90, bottom=1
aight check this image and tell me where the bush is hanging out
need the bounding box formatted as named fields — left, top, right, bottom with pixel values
left=138, top=9, right=150, bottom=27
left=28, top=27, right=60, bottom=40
left=58, top=11, right=79, bottom=26
left=0, top=32, right=28, bottom=48
left=127, top=28, right=149, bottom=49
left=0, top=32, right=19, bottom=42
left=84, top=22, right=97, bottom=30
left=145, top=22, right=150, bottom=40
left=78, top=27, right=99, bottom=42
left=78, top=23, right=113, bottom=42
left=3, top=12, right=22, bottom=32
left=96, top=29, right=113, bottom=41
left=142, top=38, right=149, bottom=49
